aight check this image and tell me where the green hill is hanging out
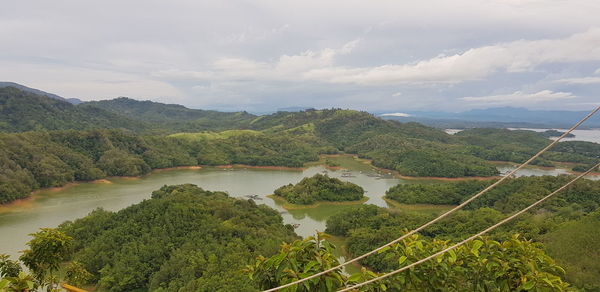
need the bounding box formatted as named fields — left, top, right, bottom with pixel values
left=0, top=87, right=147, bottom=132
left=59, top=184, right=298, bottom=291
left=82, top=97, right=256, bottom=132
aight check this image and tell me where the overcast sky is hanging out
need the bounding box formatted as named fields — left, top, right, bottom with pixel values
left=1, top=0, right=600, bottom=112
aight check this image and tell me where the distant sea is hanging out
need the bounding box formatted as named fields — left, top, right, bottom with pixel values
left=444, top=128, right=600, bottom=144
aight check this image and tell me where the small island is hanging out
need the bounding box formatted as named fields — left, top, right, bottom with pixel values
left=541, top=129, right=575, bottom=138
left=272, top=174, right=365, bottom=206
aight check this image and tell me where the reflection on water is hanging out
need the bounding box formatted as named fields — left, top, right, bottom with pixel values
left=510, top=128, right=600, bottom=144
left=0, top=165, right=403, bottom=258
left=2, top=159, right=598, bottom=258
left=495, top=164, right=600, bottom=181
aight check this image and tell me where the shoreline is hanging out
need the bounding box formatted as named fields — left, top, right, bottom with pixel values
left=267, top=195, right=369, bottom=210
left=4, top=156, right=598, bottom=207
left=214, top=164, right=305, bottom=171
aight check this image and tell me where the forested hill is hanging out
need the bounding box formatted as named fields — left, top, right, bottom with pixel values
left=0, top=87, right=147, bottom=132
left=0, top=82, right=82, bottom=104
left=81, top=97, right=257, bottom=132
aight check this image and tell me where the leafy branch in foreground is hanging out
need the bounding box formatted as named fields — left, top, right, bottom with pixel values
left=245, top=233, right=345, bottom=291
left=251, top=234, right=571, bottom=291
left=1, top=228, right=92, bottom=292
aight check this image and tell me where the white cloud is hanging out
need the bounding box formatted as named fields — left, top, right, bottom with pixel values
left=556, top=77, right=600, bottom=84
left=2, top=1, right=600, bottom=111
left=462, top=90, right=576, bottom=103
left=152, top=28, right=600, bottom=87
left=380, top=112, right=411, bottom=117
left=392, top=92, right=402, bottom=97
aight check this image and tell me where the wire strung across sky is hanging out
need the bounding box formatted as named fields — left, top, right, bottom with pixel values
left=338, top=161, right=600, bottom=291
left=263, top=106, right=600, bottom=292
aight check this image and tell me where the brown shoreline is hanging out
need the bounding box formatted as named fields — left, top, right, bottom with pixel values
left=4, top=156, right=597, bottom=208
left=152, top=165, right=202, bottom=172
left=214, top=164, right=305, bottom=171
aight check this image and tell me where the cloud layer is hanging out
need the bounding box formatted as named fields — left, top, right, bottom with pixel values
left=1, top=0, right=600, bottom=111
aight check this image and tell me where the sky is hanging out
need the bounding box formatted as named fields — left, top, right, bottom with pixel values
left=1, top=0, right=600, bottom=113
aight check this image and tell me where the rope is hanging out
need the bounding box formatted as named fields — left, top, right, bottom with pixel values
left=339, top=161, right=600, bottom=291
left=263, top=106, right=600, bottom=292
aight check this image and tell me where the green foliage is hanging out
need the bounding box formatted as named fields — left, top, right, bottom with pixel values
left=325, top=205, right=431, bottom=237
left=346, top=135, right=499, bottom=177
left=357, top=235, right=571, bottom=291
left=0, top=87, right=147, bottom=133
left=253, top=234, right=571, bottom=291
left=19, top=228, right=73, bottom=289
left=274, top=174, right=364, bottom=205
left=0, top=271, right=35, bottom=292
left=58, top=184, right=298, bottom=291
left=82, top=97, right=256, bottom=132
left=386, top=176, right=600, bottom=213
left=0, top=129, right=320, bottom=204
left=386, top=180, right=490, bottom=205
left=457, top=128, right=598, bottom=165
left=542, top=210, right=600, bottom=289
left=0, top=255, right=21, bottom=278
left=245, top=233, right=345, bottom=292
left=63, top=261, right=93, bottom=288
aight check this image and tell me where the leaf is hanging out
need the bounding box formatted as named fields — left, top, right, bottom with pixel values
left=377, top=246, right=391, bottom=254
left=471, top=240, right=484, bottom=256
left=303, top=261, right=319, bottom=273
left=398, top=255, right=408, bottom=265
left=521, top=280, right=535, bottom=290
left=347, top=273, right=362, bottom=283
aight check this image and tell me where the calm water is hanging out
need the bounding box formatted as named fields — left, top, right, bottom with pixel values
left=510, top=128, right=600, bottom=144
left=2, top=159, right=598, bottom=259
left=0, top=165, right=402, bottom=258
left=496, top=164, right=600, bottom=180
left=446, top=128, right=600, bottom=144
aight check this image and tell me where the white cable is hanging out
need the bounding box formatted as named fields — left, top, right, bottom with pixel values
left=263, top=106, right=600, bottom=292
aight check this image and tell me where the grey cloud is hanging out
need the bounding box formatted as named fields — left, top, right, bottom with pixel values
left=1, top=0, right=600, bottom=111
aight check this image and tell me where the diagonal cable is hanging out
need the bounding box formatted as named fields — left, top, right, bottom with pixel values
left=263, top=106, right=599, bottom=292
left=339, top=161, right=600, bottom=292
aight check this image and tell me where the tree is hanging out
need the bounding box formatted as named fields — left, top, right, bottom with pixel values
left=19, top=228, right=73, bottom=291
left=245, top=233, right=346, bottom=292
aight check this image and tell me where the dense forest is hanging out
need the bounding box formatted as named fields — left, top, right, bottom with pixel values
left=57, top=184, right=298, bottom=291
left=273, top=174, right=364, bottom=204
left=2, top=86, right=600, bottom=204
left=0, top=129, right=321, bottom=204
left=1, top=185, right=580, bottom=291
left=357, top=176, right=600, bottom=288
left=1, top=86, right=600, bottom=290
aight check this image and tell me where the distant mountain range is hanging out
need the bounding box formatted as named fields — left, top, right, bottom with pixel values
left=2, top=81, right=598, bottom=131
left=378, top=107, right=600, bottom=129
left=0, top=82, right=82, bottom=104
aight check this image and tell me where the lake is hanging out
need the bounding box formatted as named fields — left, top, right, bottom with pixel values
left=0, top=162, right=405, bottom=258
left=445, top=128, right=600, bottom=144
left=2, top=157, right=598, bottom=259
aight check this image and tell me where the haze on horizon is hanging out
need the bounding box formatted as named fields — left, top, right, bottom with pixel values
left=1, top=0, right=600, bottom=112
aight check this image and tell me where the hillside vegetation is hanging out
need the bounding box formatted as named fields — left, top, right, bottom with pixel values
left=58, top=184, right=298, bottom=291
left=82, top=97, right=256, bottom=132
left=273, top=174, right=364, bottom=205
left=0, top=87, right=147, bottom=132
left=380, top=176, right=600, bottom=288
left=0, top=129, right=319, bottom=204
left=1, top=87, right=599, bottom=204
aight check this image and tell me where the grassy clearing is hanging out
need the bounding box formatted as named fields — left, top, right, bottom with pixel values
left=168, top=130, right=263, bottom=141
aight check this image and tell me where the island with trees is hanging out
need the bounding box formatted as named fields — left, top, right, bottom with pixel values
left=272, top=174, right=365, bottom=205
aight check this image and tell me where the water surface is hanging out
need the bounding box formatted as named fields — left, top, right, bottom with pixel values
left=0, top=165, right=403, bottom=258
